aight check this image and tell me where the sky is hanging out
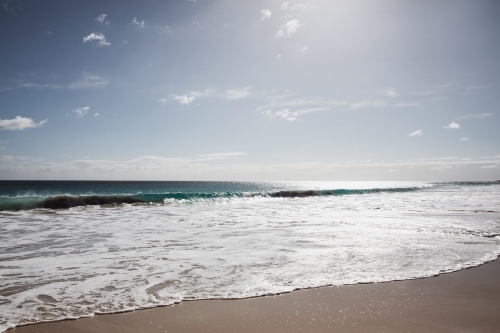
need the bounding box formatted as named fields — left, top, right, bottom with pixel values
left=0, top=0, right=499, bottom=181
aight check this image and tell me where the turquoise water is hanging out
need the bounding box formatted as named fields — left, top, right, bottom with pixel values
left=1, top=180, right=492, bottom=210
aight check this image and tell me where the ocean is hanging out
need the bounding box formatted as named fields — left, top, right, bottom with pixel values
left=0, top=181, right=499, bottom=331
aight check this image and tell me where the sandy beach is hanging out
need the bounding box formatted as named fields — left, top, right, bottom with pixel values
left=10, top=257, right=500, bottom=333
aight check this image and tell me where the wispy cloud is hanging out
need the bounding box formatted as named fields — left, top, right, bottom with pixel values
left=382, top=89, right=398, bottom=97
left=444, top=122, right=460, bottom=129
left=225, top=88, right=253, bottom=100
left=295, top=107, right=332, bottom=114
left=0, top=155, right=36, bottom=163
left=300, top=46, right=308, bottom=54
left=291, top=3, right=308, bottom=10
left=191, top=89, right=217, bottom=98
left=68, top=74, right=109, bottom=89
left=276, top=19, right=300, bottom=37
left=133, top=17, right=145, bottom=28
left=261, top=9, right=272, bottom=21
left=72, top=107, right=89, bottom=118
left=464, top=84, right=493, bottom=93
left=460, top=138, right=469, bottom=141
left=83, top=32, right=110, bottom=46
left=157, top=25, right=174, bottom=34
left=349, top=100, right=387, bottom=110
left=257, top=93, right=419, bottom=123
left=457, top=113, right=493, bottom=120
left=200, top=152, right=246, bottom=158
left=2, top=2, right=21, bottom=15
left=257, top=94, right=420, bottom=111
left=21, top=73, right=109, bottom=90
left=158, top=91, right=208, bottom=106
left=431, top=165, right=452, bottom=170
left=275, top=109, right=299, bottom=121
left=408, top=129, right=422, bottom=136
left=3, top=154, right=500, bottom=180
left=95, top=14, right=109, bottom=25
left=192, top=21, right=204, bottom=29
left=479, top=164, right=498, bottom=169
left=172, top=95, right=195, bottom=105
left=94, top=113, right=99, bottom=117
left=263, top=108, right=298, bottom=121
left=281, top=2, right=290, bottom=10
left=276, top=54, right=282, bottom=60
left=0, top=116, right=47, bottom=130
left=159, top=88, right=252, bottom=106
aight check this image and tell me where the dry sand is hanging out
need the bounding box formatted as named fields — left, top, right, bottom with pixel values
left=11, top=258, right=500, bottom=333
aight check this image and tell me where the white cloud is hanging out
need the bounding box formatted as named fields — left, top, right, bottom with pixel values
left=383, top=89, right=397, bottom=97
left=173, top=95, right=195, bottom=105
left=133, top=17, right=145, bottom=28
left=281, top=2, right=290, bottom=10
left=256, top=94, right=420, bottom=122
left=291, top=3, right=307, bottom=10
left=20, top=73, right=109, bottom=90
left=349, top=100, right=387, bottom=110
left=261, top=9, right=272, bottom=21
left=191, top=89, right=217, bottom=98
left=95, top=14, right=109, bottom=25
left=479, top=164, right=498, bottom=169
left=0, top=155, right=35, bottom=163
left=200, top=152, right=246, bottom=158
left=300, top=46, right=308, bottom=54
left=225, top=88, right=253, bottom=100
left=444, top=122, right=460, bottom=129
left=261, top=110, right=272, bottom=117
left=276, top=54, right=282, bottom=60
left=431, top=165, right=452, bottom=170
left=192, top=21, right=204, bottom=28
left=275, top=109, right=299, bottom=121
left=457, top=113, right=493, bottom=120
left=68, top=73, right=109, bottom=89
left=263, top=106, right=330, bottom=122
left=0, top=116, right=48, bottom=130
left=460, top=138, right=469, bottom=141
left=408, top=129, right=422, bottom=136
left=295, top=107, right=332, bottom=115
left=159, top=89, right=217, bottom=106
left=261, top=109, right=299, bottom=121
left=158, top=25, right=174, bottom=34
left=72, top=107, right=89, bottom=118
left=2, top=153, right=500, bottom=181
left=83, top=32, right=110, bottom=46
left=276, top=19, right=300, bottom=37
left=94, top=113, right=99, bottom=117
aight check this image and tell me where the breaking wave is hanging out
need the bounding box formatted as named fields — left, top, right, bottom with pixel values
left=0, top=187, right=422, bottom=211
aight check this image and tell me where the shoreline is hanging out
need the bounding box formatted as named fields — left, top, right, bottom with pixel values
left=10, top=256, right=500, bottom=333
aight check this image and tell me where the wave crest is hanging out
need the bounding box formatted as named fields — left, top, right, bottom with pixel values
left=0, top=186, right=424, bottom=211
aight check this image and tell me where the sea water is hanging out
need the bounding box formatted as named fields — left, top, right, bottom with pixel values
left=0, top=181, right=499, bottom=331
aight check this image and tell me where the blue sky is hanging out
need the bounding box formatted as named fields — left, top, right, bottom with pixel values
left=1, top=0, right=499, bottom=180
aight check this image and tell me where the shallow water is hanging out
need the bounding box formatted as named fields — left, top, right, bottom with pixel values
left=0, top=181, right=499, bottom=331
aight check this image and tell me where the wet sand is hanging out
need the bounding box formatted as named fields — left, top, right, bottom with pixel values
left=11, top=258, right=500, bottom=333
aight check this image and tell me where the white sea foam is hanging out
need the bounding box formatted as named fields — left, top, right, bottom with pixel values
left=0, top=182, right=499, bottom=331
